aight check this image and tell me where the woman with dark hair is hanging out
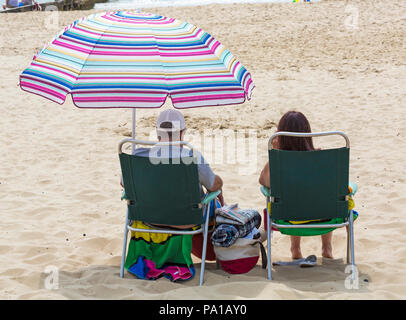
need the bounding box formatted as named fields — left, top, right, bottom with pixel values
left=259, top=111, right=334, bottom=260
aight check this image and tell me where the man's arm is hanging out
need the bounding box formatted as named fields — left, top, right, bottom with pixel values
left=193, top=150, right=225, bottom=206
left=208, top=174, right=223, bottom=192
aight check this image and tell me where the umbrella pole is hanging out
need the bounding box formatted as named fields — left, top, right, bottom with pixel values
left=132, top=108, right=136, bottom=154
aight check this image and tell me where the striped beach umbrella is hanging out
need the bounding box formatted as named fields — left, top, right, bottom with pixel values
left=19, top=11, right=254, bottom=283
left=19, top=11, right=254, bottom=123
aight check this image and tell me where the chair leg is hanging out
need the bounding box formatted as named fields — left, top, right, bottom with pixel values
left=199, top=201, right=211, bottom=286
left=266, top=198, right=272, bottom=280
left=120, top=209, right=129, bottom=279
left=346, top=225, right=350, bottom=264
left=349, top=210, right=356, bottom=280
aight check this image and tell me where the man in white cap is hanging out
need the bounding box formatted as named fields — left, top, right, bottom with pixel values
left=153, top=109, right=224, bottom=206
left=121, top=109, right=224, bottom=210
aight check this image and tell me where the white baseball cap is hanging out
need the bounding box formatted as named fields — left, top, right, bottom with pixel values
left=156, top=109, right=186, bottom=132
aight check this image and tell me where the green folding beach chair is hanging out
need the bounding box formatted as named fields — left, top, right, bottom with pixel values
left=261, top=131, right=357, bottom=280
left=118, top=139, right=220, bottom=286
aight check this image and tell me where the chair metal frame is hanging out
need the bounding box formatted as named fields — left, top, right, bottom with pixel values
left=261, top=131, right=356, bottom=280
left=118, top=138, right=220, bottom=286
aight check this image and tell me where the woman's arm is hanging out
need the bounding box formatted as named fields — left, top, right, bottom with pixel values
left=259, top=161, right=270, bottom=188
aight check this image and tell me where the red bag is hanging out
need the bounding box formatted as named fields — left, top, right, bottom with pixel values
left=192, top=231, right=216, bottom=261
left=214, top=236, right=267, bottom=274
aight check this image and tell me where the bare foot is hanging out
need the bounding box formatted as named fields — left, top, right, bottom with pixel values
left=321, top=232, right=334, bottom=259
left=291, top=248, right=303, bottom=260
left=322, top=248, right=334, bottom=259
left=290, top=236, right=302, bottom=259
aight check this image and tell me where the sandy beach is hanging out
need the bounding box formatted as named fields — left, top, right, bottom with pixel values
left=0, top=0, right=406, bottom=299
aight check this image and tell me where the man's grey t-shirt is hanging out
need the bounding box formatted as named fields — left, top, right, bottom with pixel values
left=132, top=145, right=215, bottom=191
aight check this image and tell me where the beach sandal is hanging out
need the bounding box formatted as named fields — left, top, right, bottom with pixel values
left=299, top=255, right=317, bottom=268
left=272, top=255, right=317, bottom=268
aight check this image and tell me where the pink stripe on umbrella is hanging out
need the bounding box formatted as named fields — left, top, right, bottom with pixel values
left=20, top=81, right=67, bottom=101
left=21, top=75, right=71, bottom=92
left=73, top=96, right=167, bottom=102
left=171, top=93, right=245, bottom=103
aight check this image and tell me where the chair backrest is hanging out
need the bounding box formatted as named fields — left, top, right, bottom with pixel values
left=119, top=139, right=203, bottom=226
left=268, top=132, right=350, bottom=221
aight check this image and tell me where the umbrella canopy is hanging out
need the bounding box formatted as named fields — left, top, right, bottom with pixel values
left=19, top=11, right=254, bottom=109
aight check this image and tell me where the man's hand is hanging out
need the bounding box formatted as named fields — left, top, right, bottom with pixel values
left=217, top=189, right=224, bottom=207
left=210, top=175, right=223, bottom=192
left=208, top=175, right=224, bottom=206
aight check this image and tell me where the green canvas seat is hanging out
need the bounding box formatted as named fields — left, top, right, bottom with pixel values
left=261, top=131, right=357, bottom=280
left=118, top=138, right=220, bottom=286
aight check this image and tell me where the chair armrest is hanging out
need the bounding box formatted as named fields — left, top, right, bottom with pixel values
left=259, top=184, right=356, bottom=198
left=201, top=190, right=221, bottom=205
left=349, top=181, right=358, bottom=196
left=260, top=186, right=271, bottom=198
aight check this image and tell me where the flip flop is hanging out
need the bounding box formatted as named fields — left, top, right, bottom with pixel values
left=272, top=255, right=317, bottom=267
left=272, top=258, right=306, bottom=266
left=299, top=255, right=317, bottom=268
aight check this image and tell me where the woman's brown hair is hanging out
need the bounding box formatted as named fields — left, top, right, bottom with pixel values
left=276, top=111, right=315, bottom=151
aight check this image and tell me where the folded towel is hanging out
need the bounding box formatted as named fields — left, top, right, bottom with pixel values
left=211, top=224, right=240, bottom=247
left=211, top=216, right=262, bottom=247
left=215, top=204, right=260, bottom=226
